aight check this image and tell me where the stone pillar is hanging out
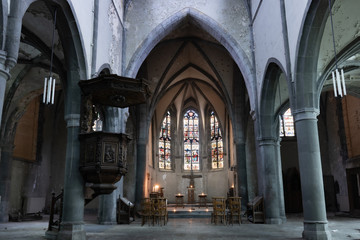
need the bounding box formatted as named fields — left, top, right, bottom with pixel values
left=275, top=139, right=286, bottom=222
left=258, top=138, right=284, bottom=224
left=98, top=193, right=117, bottom=224
left=135, top=141, right=146, bottom=206
left=0, top=55, right=11, bottom=222
left=0, top=51, right=10, bottom=126
left=0, top=145, right=13, bottom=222
left=293, top=110, right=331, bottom=240
left=135, top=104, right=147, bottom=206
left=235, top=140, right=248, bottom=209
left=98, top=107, right=128, bottom=224
left=57, top=114, right=86, bottom=240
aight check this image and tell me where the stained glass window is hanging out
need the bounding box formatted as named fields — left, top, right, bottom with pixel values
left=159, top=111, right=171, bottom=170
left=211, top=111, right=224, bottom=169
left=184, top=109, right=200, bottom=170
left=279, top=108, right=295, bottom=137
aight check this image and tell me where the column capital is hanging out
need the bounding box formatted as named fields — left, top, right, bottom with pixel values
left=64, top=114, right=80, bottom=128
left=257, top=137, right=278, bottom=146
left=0, top=50, right=10, bottom=79
left=292, top=108, right=319, bottom=123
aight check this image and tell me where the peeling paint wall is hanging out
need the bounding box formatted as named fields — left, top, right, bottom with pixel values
left=253, top=0, right=286, bottom=101
left=318, top=0, right=360, bottom=74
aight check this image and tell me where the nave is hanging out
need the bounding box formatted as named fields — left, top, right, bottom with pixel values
left=0, top=213, right=359, bottom=240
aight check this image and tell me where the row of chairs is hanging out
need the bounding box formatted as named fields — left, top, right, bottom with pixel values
left=140, top=198, right=168, bottom=226
left=212, top=197, right=242, bottom=225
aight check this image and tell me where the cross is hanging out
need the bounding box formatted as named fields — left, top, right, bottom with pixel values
left=182, top=170, right=202, bottom=188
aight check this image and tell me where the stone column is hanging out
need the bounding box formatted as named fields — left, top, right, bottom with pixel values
left=0, top=51, right=10, bottom=126
left=135, top=140, right=146, bottom=206
left=98, top=107, right=128, bottom=225
left=135, top=104, right=147, bottom=206
left=258, top=138, right=284, bottom=224
left=275, top=138, right=286, bottom=222
left=0, top=145, right=13, bottom=222
left=235, top=140, right=248, bottom=209
left=293, top=110, right=331, bottom=240
left=57, top=114, right=86, bottom=240
left=0, top=55, right=11, bottom=222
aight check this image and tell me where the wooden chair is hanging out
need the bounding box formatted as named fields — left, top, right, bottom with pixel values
left=227, top=197, right=241, bottom=225
left=246, top=196, right=265, bottom=223
left=152, top=198, right=167, bottom=226
left=211, top=197, right=226, bottom=224
left=140, top=198, right=152, bottom=226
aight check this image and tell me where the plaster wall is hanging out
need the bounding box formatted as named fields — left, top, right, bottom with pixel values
left=106, top=0, right=124, bottom=75
left=68, top=0, right=94, bottom=78
left=326, top=95, right=349, bottom=211
left=252, top=0, right=286, bottom=101
left=9, top=101, right=67, bottom=213
left=123, top=0, right=251, bottom=74
left=250, top=0, right=261, bottom=19
left=9, top=160, right=29, bottom=212
left=95, top=0, right=115, bottom=74
left=284, top=0, right=310, bottom=75
left=246, top=117, right=257, bottom=201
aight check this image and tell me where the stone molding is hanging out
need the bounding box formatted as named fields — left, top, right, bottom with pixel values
left=65, top=114, right=81, bottom=128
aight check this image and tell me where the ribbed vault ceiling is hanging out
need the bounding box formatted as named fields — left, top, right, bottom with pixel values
left=142, top=20, right=236, bottom=126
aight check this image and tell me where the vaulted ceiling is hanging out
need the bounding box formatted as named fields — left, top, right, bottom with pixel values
left=5, top=1, right=63, bottom=126
left=142, top=20, right=240, bottom=128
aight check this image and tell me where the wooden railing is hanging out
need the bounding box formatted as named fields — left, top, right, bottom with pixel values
left=47, top=189, right=64, bottom=232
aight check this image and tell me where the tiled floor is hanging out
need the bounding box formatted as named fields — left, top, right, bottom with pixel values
left=0, top=213, right=359, bottom=239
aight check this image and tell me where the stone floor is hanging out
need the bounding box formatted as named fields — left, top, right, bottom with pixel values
left=0, top=213, right=359, bottom=239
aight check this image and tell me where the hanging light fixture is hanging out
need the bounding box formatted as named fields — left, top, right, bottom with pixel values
left=43, top=8, right=57, bottom=105
left=328, top=0, right=346, bottom=98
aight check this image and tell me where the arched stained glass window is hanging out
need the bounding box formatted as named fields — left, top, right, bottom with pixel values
left=211, top=111, right=223, bottom=169
left=279, top=108, right=295, bottom=137
left=184, top=109, right=199, bottom=171
left=159, top=111, right=171, bottom=170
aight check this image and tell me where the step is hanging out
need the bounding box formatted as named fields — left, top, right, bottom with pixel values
left=167, top=206, right=212, bottom=218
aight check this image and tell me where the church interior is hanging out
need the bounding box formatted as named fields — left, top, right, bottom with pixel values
left=0, top=0, right=360, bottom=239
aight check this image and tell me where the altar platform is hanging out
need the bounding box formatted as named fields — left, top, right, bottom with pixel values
left=167, top=203, right=213, bottom=218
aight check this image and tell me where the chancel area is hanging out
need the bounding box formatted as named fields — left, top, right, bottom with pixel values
left=1, top=0, right=360, bottom=240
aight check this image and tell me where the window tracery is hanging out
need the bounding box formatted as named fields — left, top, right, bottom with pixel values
left=159, top=111, right=171, bottom=170
left=184, top=109, right=200, bottom=170
left=279, top=108, right=295, bottom=137
left=210, top=111, right=224, bottom=169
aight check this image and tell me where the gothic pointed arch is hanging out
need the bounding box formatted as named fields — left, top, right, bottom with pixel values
left=259, top=60, right=288, bottom=139
left=124, top=7, right=256, bottom=112
left=294, top=0, right=329, bottom=112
